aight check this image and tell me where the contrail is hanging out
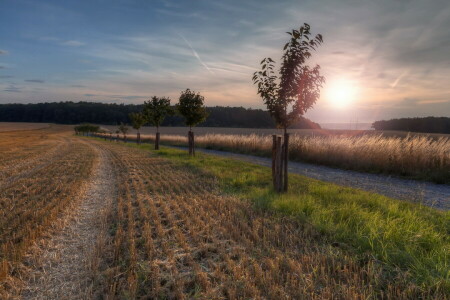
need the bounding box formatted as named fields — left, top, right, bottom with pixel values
left=390, top=70, right=408, bottom=88
left=178, top=33, right=214, bottom=74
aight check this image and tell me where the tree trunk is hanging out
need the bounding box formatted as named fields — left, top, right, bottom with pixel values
left=283, top=133, right=289, bottom=192
left=191, top=131, right=195, bottom=156
left=188, top=130, right=193, bottom=156
left=124, top=134, right=127, bottom=143
left=155, top=132, right=160, bottom=150
left=275, top=136, right=283, bottom=192
left=272, top=135, right=277, bottom=188
left=137, top=131, right=140, bottom=144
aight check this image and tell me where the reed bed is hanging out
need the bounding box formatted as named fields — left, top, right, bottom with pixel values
left=134, top=133, right=450, bottom=183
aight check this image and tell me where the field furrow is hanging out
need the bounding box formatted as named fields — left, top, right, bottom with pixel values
left=0, top=128, right=97, bottom=297
left=93, top=141, right=442, bottom=299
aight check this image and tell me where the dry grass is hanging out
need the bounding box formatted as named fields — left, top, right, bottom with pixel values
left=132, top=133, right=450, bottom=183
left=0, top=126, right=96, bottom=297
left=91, top=141, right=446, bottom=299
left=0, top=122, right=50, bottom=132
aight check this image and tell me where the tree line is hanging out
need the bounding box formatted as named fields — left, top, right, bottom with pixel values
left=0, top=101, right=320, bottom=129
left=372, top=117, right=450, bottom=134
left=89, top=89, right=208, bottom=155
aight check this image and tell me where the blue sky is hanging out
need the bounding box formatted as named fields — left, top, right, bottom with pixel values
left=1, top=0, right=449, bottom=122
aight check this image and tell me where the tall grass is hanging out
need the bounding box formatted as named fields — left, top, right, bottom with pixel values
left=139, top=133, right=450, bottom=183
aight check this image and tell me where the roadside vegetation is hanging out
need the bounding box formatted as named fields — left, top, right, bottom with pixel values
left=129, top=133, right=450, bottom=184
left=90, top=138, right=449, bottom=298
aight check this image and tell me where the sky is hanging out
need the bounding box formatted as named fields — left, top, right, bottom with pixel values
left=1, top=0, right=449, bottom=123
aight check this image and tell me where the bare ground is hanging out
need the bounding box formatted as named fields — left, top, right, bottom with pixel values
left=20, top=143, right=116, bottom=299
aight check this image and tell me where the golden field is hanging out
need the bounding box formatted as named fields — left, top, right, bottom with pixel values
left=1, top=124, right=448, bottom=298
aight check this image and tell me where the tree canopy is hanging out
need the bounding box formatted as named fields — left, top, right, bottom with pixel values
left=177, top=89, right=208, bottom=129
left=128, top=112, right=146, bottom=130
left=253, top=23, right=325, bottom=131
left=142, top=96, right=172, bottom=129
left=74, top=123, right=99, bottom=134
left=118, top=122, right=129, bottom=135
left=372, top=117, right=450, bottom=133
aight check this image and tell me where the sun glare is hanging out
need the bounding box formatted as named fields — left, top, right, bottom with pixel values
left=326, top=79, right=357, bottom=108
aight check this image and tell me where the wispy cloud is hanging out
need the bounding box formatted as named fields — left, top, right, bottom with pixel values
left=417, top=99, right=449, bottom=105
left=178, top=33, right=214, bottom=74
left=0, top=75, right=13, bottom=79
left=61, top=40, right=85, bottom=47
left=0, top=50, right=8, bottom=55
left=25, top=79, right=45, bottom=83
left=70, top=84, right=86, bottom=88
left=4, top=84, right=21, bottom=92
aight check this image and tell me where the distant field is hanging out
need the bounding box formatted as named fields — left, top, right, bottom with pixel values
left=99, top=124, right=450, bottom=139
left=0, top=122, right=51, bottom=132
left=101, top=129, right=450, bottom=183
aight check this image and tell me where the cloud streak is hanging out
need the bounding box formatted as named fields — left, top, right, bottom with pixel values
left=25, top=79, right=45, bottom=83
left=178, top=33, right=214, bottom=74
left=61, top=40, right=85, bottom=47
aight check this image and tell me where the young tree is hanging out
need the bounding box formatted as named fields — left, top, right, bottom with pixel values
left=252, top=23, right=325, bottom=192
left=118, top=123, right=129, bottom=143
left=129, top=112, right=146, bottom=144
left=115, top=130, right=120, bottom=142
left=143, top=96, right=172, bottom=150
left=177, top=89, right=208, bottom=156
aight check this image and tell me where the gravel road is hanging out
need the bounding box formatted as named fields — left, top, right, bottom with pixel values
left=182, top=147, right=450, bottom=211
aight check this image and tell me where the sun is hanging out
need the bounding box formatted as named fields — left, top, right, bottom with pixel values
left=326, top=79, right=357, bottom=108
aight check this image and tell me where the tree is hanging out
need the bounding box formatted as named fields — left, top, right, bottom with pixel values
left=143, top=96, right=172, bottom=150
left=74, top=123, right=99, bottom=136
left=177, top=89, right=208, bottom=156
left=129, top=112, right=146, bottom=144
left=252, top=23, right=325, bottom=192
left=118, top=122, right=129, bottom=142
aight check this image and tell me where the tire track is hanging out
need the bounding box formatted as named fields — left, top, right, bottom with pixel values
left=20, top=142, right=117, bottom=300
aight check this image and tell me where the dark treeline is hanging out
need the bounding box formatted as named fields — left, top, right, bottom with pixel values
left=0, top=101, right=321, bottom=129
left=372, top=117, right=450, bottom=134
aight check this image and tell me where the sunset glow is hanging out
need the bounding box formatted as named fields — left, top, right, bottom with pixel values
left=0, top=0, right=449, bottom=123
left=326, top=79, right=357, bottom=108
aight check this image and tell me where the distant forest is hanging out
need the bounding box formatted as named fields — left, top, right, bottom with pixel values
left=0, top=101, right=321, bottom=129
left=372, top=117, right=450, bottom=134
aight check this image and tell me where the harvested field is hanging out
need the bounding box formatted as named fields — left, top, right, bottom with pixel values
left=0, top=122, right=50, bottom=132
left=0, top=126, right=96, bottom=297
left=1, top=128, right=448, bottom=298
left=90, top=141, right=447, bottom=299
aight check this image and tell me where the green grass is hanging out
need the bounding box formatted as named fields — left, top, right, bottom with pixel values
left=91, top=138, right=450, bottom=292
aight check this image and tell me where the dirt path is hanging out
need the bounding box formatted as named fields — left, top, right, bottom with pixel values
left=181, top=147, right=450, bottom=210
left=20, top=142, right=116, bottom=299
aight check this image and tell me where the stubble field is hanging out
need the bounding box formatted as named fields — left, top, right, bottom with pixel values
left=1, top=124, right=448, bottom=299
